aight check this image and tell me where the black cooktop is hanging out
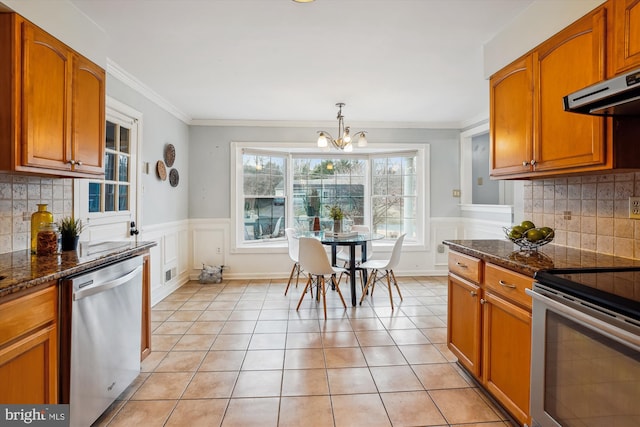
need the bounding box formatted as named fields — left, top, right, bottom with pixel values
left=534, top=267, right=640, bottom=321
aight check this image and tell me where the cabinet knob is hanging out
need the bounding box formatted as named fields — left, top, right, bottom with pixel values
left=470, top=290, right=477, bottom=297
left=522, top=161, right=530, bottom=167
left=480, top=298, right=487, bottom=305
left=530, top=159, right=537, bottom=166
left=68, top=160, right=76, bottom=165
left=455, top=262, right=467, bottom=269
left=75, top=161, right=83, bottom=167
left=499, top=280, right=517, bottom=289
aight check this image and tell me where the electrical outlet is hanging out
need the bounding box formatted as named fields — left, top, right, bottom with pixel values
left=216, top=247, right=222, bottom=254
left=629, top=197, right=640, bottom=219
left=452, top=189, right=461, bottom=198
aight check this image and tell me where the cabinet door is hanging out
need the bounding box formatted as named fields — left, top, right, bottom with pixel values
left=533, top=8, right=607, bottom=173
left=447, top=274, right=482, bottom=377
left=72, top=55, right=105, bottom=175
left=612, top=0, right=640, bottom=74
left=490, top=55, right=533, bottom=177
left=21, top=21, right=72, bottom=171
left=0, top=324, right=58, bottom=404
left=482, top=291, right=531, bottom=426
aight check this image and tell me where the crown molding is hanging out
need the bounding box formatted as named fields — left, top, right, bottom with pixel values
left=189, top=118, right=465, bottom=129
left=106, top=58, right=192, bottom=124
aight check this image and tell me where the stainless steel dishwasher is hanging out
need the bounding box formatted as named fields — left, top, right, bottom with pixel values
left=61, top=256, right=143, bottom=427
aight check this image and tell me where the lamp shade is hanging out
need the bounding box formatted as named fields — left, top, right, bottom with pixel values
left=357, top=133, right=368, bottom=147
left=317, top=132, right=328, bottom=148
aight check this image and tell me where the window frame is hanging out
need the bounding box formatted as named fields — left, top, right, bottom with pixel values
left=231, top=142, right=429, bottom=253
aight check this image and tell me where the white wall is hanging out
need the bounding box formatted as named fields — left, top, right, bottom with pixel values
left=107, top=77, right=190, bottom=226
left=188, top=125, right=462, bottom=218
left=483, top=0, right=606, bottom=78
left=0, top=0, right=107, bottom=67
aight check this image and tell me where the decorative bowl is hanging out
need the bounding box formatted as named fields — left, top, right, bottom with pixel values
left=503, top=226, right=554, bottom=251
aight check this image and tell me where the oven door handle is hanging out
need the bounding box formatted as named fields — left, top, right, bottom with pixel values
left=526, top=288, right=640, bottom=352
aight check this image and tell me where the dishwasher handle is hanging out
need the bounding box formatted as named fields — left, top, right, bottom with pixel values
left=73, top=265, right=143, bottom=301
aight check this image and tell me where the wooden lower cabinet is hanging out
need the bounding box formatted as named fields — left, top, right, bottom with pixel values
left=0, top=286, right=58, bottom=403
left=447, top=252, right=533, bottom=426
left=447, top=273, right=482, bottom=377
left=482, top=291, right=532, bottom=426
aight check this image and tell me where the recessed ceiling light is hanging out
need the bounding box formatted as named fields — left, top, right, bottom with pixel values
left=293, top=0, right=315, bottom=3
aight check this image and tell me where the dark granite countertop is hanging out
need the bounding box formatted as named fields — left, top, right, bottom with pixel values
left=0, top=241, right=155, bottom=300
left=443, top=239, right=640, bottom=277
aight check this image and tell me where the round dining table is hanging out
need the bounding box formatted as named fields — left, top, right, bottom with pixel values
left=297, top=231, right=384, bottom=306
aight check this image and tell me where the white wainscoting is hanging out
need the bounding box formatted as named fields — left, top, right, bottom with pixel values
left=142, top=216, right=511, bottom=304
left=184, top=217, right=511, bottom=282
left=140, top=219, right=190, bottom=306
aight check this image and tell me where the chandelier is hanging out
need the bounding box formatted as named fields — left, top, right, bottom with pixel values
left=317, top=103, right=368, bottom=152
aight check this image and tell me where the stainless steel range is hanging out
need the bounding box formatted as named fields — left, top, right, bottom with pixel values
left=528, top=267, right=640, bottom=427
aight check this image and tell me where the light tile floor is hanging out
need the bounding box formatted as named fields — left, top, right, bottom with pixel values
left=94, top=276, right=515, bottom=427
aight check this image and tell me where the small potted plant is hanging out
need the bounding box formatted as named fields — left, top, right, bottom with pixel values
left=57, top=217, right=84, bottom=251
left=328, top=205, right=345, bottom=233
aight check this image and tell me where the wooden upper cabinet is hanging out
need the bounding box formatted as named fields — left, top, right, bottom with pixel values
left=533, top=7, right=607, bottom=174
left=490, top=55, right=533, bottom=177
left=0, top=13, right=105, bottom=178
left=612, top=0, right=640, bottom=74
left=72, top=55, right=105, bottom=174
left=22, top=21, right=72, bottom=171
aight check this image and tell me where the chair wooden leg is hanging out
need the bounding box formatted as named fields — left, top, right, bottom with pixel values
left=359, top=269, right=376, bottom=305
left=296, top=274, right=313, bottom=311
left=295, top=263, right=301, bottom=287
left=284, top=262, right=298, bottom=295
left=385, top=270, right=394, bottom=310
left=321, top=276, right=327, bottom=320
left=370, top=270, right=377, bottom=297
left=332, top=276, right=347, bottom=308
left=390, top=270, right=403, bottom=301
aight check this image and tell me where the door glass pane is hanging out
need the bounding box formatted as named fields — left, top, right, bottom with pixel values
left=106, top=121, right=116, bottom=150
left=118, top=155, right=129, bottom=182
left=118, top=185, right=129, bottom=211
left=120, top=127, right=130, bottom=153
left=105, top=152, right=116, bottom=181
left=105, top=184, right=115, bottom=212
left=88, top=183, right=101, bottom=213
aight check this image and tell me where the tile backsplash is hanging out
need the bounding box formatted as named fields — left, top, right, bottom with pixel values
left=0, top=173, right=73, bottom=254
left=523, top=172, right=640, bottom=259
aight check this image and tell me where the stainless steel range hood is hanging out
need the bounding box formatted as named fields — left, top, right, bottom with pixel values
left=563, top=68, right=640, bottom=116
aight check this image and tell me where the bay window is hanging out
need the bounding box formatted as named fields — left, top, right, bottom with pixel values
left=234, top=143, right=427, bottom=249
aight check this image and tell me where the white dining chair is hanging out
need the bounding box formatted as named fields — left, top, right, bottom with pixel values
left=284, top=228, right=302, bottom=295
left=359, top=233, right=406, bottom=310
left=296, top=237, right=347, bottom=319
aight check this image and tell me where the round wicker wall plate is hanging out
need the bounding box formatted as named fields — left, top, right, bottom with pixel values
left=156, top=160, right=167, bottom=180
left=164, top=144, right=176, bottom=167
left=169, top=168, right=179, bottom=187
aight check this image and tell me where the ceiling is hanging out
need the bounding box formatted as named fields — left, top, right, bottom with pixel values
left=69, top=0, right=534, bottom=127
